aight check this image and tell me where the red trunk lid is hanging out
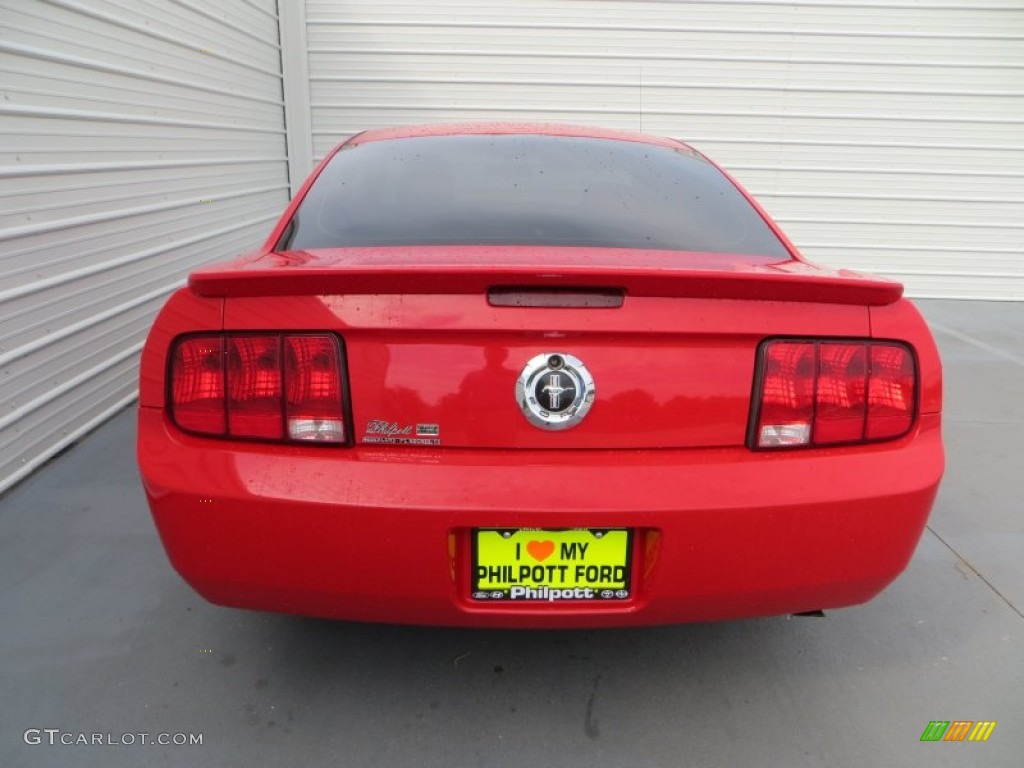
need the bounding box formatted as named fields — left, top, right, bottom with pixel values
left=205, top=247, right=894, bottom=450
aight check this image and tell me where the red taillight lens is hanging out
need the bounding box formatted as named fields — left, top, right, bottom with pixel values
left=227, top=335, right=283, bottom=439
left=753, top=339, right=915, bottom=449
left=284, top=335, right=346, bottom=442
left=867, top=343, right=915, bottom=440
left=170, top=336, right=226, bottom=435
left=169, top=333, right=347, bottom=444
left=757, top=341, right=815, bottom=447
left=815, top=342, right=868, bottom=444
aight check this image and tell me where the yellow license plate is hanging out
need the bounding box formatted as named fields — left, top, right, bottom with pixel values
left=472, top=528, right=632, bottom=602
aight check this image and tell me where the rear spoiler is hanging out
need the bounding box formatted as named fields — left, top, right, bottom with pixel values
left=189, top=249, right=904, bottom=306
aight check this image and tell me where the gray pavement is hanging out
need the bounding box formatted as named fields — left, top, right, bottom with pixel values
left=1, top=299, right=1021, bottom=768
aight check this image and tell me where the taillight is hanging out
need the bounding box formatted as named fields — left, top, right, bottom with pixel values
left=284, top=335, right=346, bottom=442
left=171, top=336, right=226, bottom=435
left=169, top=333, right=348, bottom=444
left=228, top=335, right=283, bottom=439
left=752, top=339, right=915, bottom=449
left=866, top=344, right=916, bottom=440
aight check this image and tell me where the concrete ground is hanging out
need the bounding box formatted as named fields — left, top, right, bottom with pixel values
left=0, top=299, right=1021, bottom=768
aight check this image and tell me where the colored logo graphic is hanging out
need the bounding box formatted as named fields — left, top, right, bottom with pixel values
left=920, top=721, right=997, bottom=742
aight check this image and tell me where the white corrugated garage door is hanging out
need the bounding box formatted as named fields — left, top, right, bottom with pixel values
left=295, top=0, right=1024, bottom=301
left=0, top=0, right=290, bottom=493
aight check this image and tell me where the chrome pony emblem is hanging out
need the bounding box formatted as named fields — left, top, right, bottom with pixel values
left=516, top=353, right=595, bottom=430
left=539, top=371, right=575, bottom=412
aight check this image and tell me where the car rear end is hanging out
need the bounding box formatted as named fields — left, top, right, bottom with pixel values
left=137, top=127, right=943, bottom=627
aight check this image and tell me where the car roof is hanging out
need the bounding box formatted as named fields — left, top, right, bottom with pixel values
left=344, top=122, right=691, bottom=151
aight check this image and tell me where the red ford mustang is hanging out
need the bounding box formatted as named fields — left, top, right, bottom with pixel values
left=138, top=123, right=943, bottom=627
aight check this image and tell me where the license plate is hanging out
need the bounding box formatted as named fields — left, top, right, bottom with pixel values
left=471, top=528, right=632, bottom=602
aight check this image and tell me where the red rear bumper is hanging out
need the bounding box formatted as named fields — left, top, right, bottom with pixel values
left=138, top=408, right=943, bottom=628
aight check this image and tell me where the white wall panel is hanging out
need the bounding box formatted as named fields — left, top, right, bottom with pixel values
left=303, top=0, right=1024, bottom=300
left=0, top=0, right=289, bottom=493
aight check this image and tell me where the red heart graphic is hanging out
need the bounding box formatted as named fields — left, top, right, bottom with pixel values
left=526, top=540, right=555, bottom=562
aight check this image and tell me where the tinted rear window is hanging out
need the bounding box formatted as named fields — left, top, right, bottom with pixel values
left=280, top=135, right=790, bottom=257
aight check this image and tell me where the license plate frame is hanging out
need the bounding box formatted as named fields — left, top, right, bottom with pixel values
left=471, top=528, right=633, bottom=602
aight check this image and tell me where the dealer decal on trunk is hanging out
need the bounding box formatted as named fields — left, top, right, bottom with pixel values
left=361, top=420, right=441, bottom=445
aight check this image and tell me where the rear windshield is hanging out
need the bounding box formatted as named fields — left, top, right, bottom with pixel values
left=279, top=134, right=790, bottom=257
